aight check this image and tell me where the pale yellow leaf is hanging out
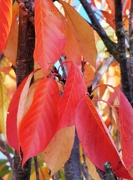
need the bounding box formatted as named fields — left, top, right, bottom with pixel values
left=44, top=126, right=75, bottom=175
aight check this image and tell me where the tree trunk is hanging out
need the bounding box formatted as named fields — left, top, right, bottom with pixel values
left=12, top=1, right=35, bottom=179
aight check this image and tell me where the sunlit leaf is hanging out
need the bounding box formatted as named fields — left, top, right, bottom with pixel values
left=58, top=63, right=86, bottom=129
left=0, top=0, right=12, bottom=52
left=44, top=126, right=75, bottom=174
left=0, top=58, right=15, bottom=136
left=19, top=78, right=60, bottom=166
left=60, top=0, right=97, bottom=67
left=34, top=0, right=66, bottom=72
left=76, top=95, right=132, bottom=179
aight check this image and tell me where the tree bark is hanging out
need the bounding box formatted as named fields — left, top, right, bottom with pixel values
left=12, top=1, right=35, bottom=179
left=64, top=131, right=82, bottom=180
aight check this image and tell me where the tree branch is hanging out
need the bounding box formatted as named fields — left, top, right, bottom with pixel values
left=79, top=0, right=119, bottom=61
left=0, top=137, right=13, bottom=168
left=34, top=157, right=40, bottom=180
left=114, top=0, right=132, bottom=103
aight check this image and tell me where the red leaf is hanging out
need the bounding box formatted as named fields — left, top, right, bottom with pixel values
left=57, top=63, right=86, bottom=129
left=119, top=91, right=133, bottom=169
left=19, top=78, right=60, bottom=166
left=76, top=95, right=132, bottom=179
left=0, top=0, right=12, bottom=52
left=34, top=0, right=66, bottom=72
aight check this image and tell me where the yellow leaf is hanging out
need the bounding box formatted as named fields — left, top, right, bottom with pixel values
left=0, top=58, right=16, bottom=136
left=60, top=0, right=97, bottom=67
left=30, top=165, right=51, bottom=180
left=44, top=126, right=75, bottom=175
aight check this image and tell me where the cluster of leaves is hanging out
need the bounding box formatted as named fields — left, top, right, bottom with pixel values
left=0, top=0, right=133, bottom=179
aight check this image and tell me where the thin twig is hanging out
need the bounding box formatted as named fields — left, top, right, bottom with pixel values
left=0, top=136, right=13, bottom=168
left=91, top=56, right=114, bottom=90
left=81, top=153, right=90, bottom=180
left=34, top=156, right=40, bottom=180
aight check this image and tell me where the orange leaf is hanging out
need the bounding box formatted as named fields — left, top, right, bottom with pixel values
left=63, top=12, right=81, bottom=66
left=19, top=78, right=60, bottom=166
left=60, top=0, right=97, bottom=67
left=57, top=63, right=86, bottom=129
left=34, top=0, right=66, bottom=72
left=119, top=91, right=133, bottom=169
left=76, top=95, right=132, bottom=179
left=3, top=2, right=19, bottom=65
left=44, top=126, right=75, bottom=174
left=0, top=0, right=12, bottom=52
left=83, top=63, right=95, bottom=87
left=106, top=0, right=115, bottom=16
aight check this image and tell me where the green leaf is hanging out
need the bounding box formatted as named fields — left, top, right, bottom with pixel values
left=0, top=159, right=8, bottom=166
left=0, top=165, right=10, bottom=177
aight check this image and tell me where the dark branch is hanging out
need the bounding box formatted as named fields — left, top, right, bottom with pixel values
left=115, top=0, right=132, bottom=103
left=34, top=157, right=40, bottom=180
